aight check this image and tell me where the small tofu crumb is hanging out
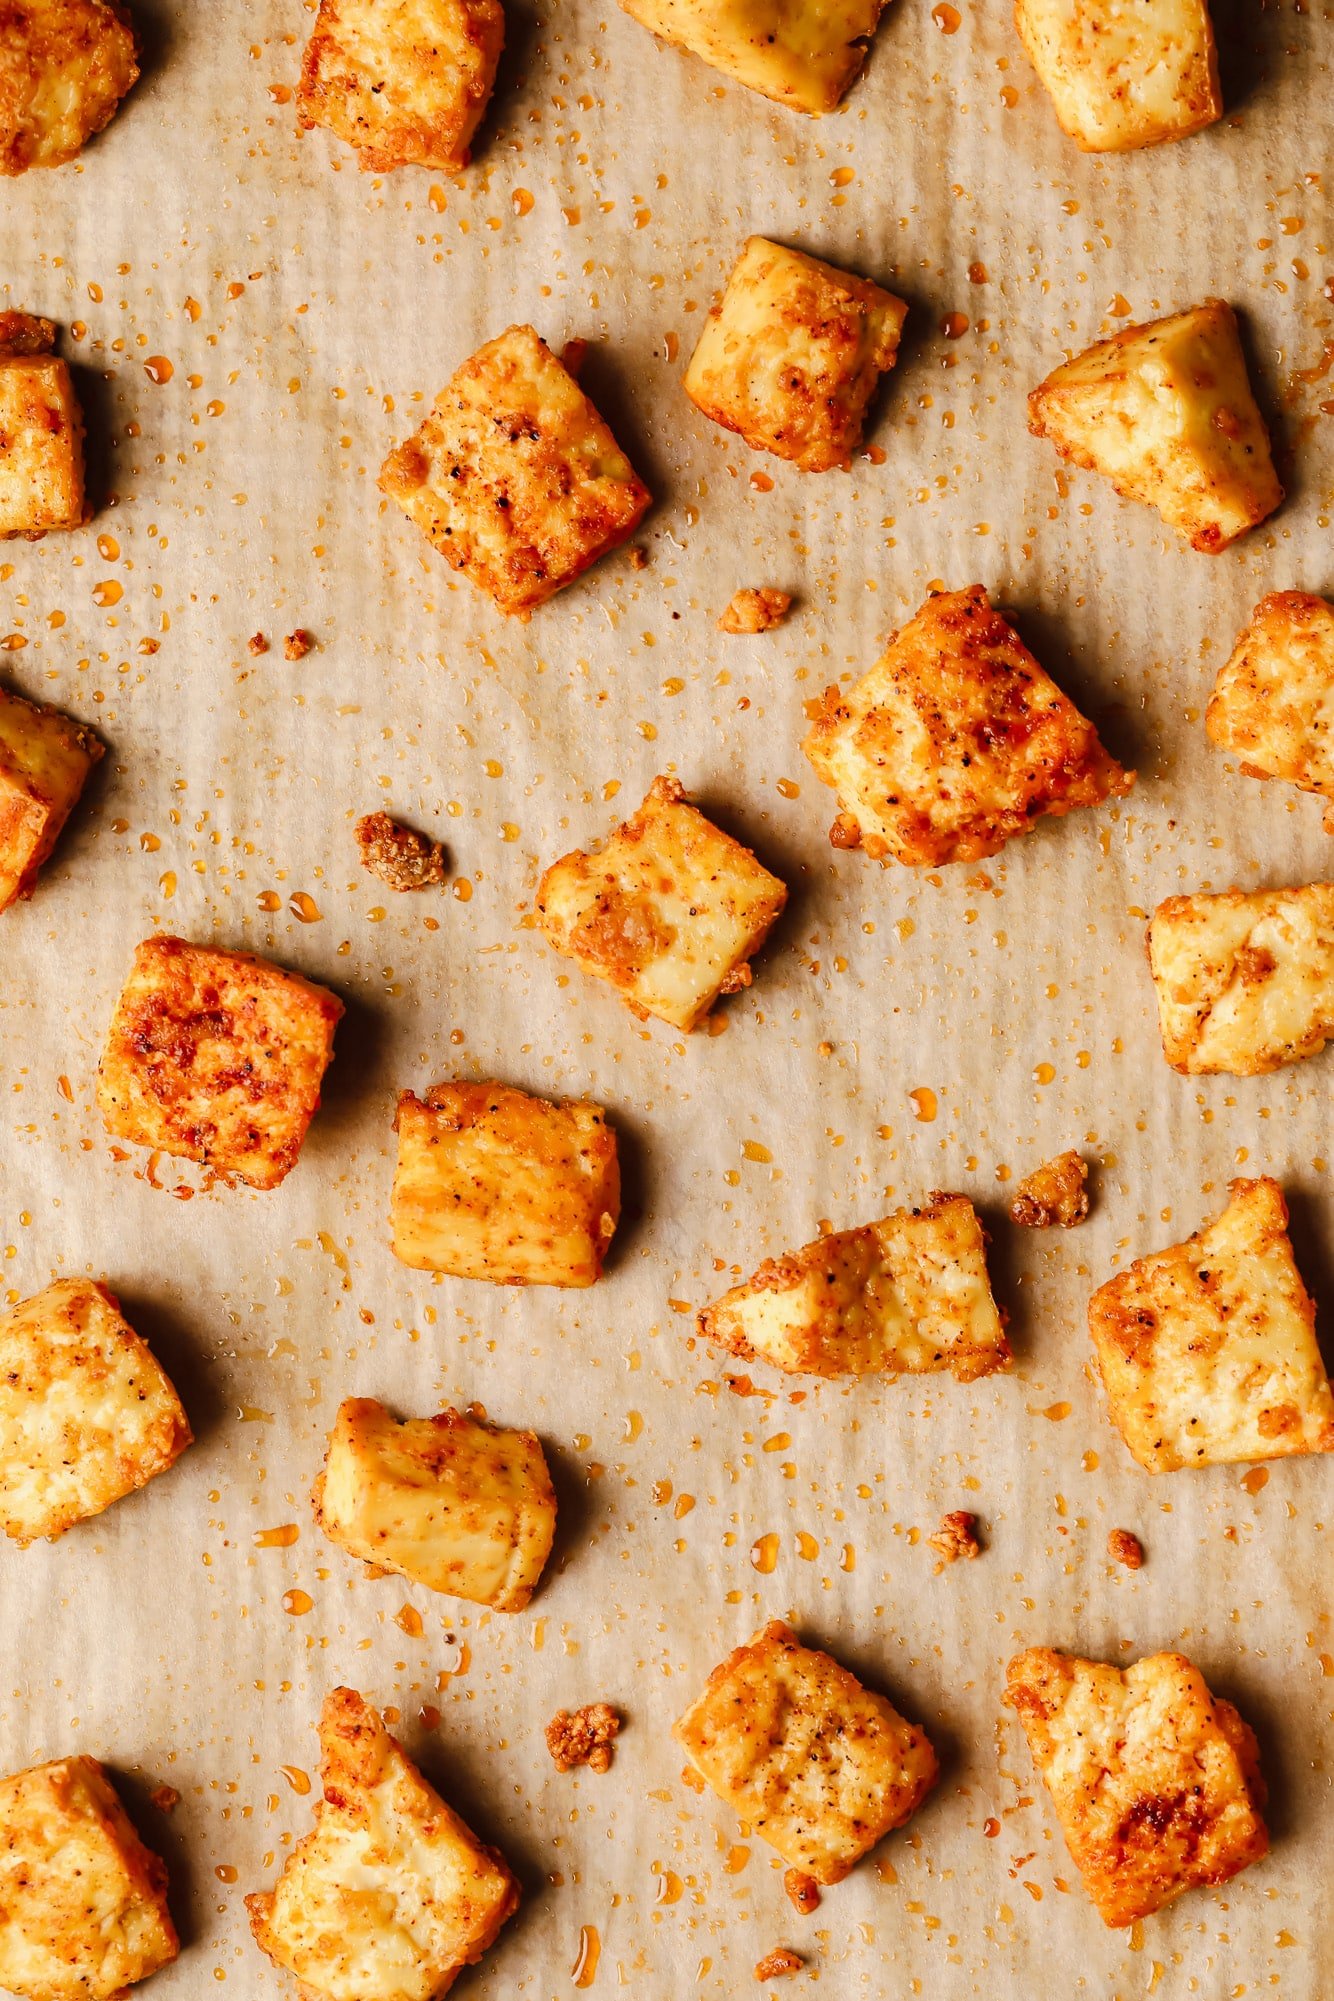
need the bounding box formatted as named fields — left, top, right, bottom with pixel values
left=283, top=629, right=313, bottom=660
left=545, top=1703, right=621, bottom=1773
left=355, top=811, right=446, bottom=892
left=248, top=632, right=269, bottom=656
left=149, top=1785, right=181, bottom=1813
left=1011, top=1150, right=1089, bottom=1228
left=928, top=1510, right=981, bottom=1566
left=755, top=1948, right=804, bottom=1980
left=627, top=545, right=649, bottom=570
left=1108, top=1528, right=1144, bottom=1570
left=719, top=587, right=793, bottom=634
left=783, top=1868, right=821, bottom=1915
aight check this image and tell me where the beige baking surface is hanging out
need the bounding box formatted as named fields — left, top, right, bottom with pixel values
left=1, top=2, right=1332, bottom=1995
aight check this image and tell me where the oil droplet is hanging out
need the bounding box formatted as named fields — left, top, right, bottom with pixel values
left=1081, top=1450, right=1100, bottom=1473
left=1110, top=292, right=1132, bottom=317
left=749, top=471, right=774, bottom=493
left=623, top=1410, right=643, bottom=1442
left=751, top=1532, right=780, bottom=1573
left=428, top=184, right=447, bottom=212
left=795, top=1531, right=818, bottom=1561
left=1033, top=1062, right=1055, bottom=1086
left=776, top=778, right=800, bottom=800
left=237, top=1404, right=273, bottom=1423
left=279, top=1764, right=311, bottom=1795
left=395, top=1603, right=424, bottom=1637
left=839, top=1543, right=855, bottom=1571
left=1242, top=1466, right=1269, bottom=1495
left=910, top=1087, right=937, bottom=1123
left=452, top=878, right=473, bottom=902
left=653, top=1867, right=683, bottom=1905
left=256, top=890, right=281, bottom=912
left=1128, top=1920, right=1145, bottom=1952
left=983, top=1817, right=1000, bottom=1837
left=282, top=1589, right=313, bottom=1616
left=512, top=187, right=534, bottom=216
left=999, top=84, right=1018, bottom=107
left=437, top=1640, right=471, bottom=1680
left=941, top=312, right=970, bottom=339
left=1043, top=1401, right=1072, bottom=1422
left=57, top=1074, right=73, bottom=1102
left=931, top=1, right=960, bottom=27
left=215, top=1864, right=237, bottom=1883
left=830, top=166, right=855, bottom=187
left=157, top=871, right=176, bottom=899
left=673, top=1493, right=695, bottom=1519
left=254, top=1524, right=299, bottom=1548
left=289, top=891, right=322, bottom=922
left=743, top=1140, right=772, bottom=1163
left=968, top=261, right=988, bottom=284
left=144, top=355, right=173, bottom=384
left=92, top=579, right=123, bottom=606
left=97, top=534, right=119, bottom=560
left=876, top=1856, right=898, bottom=1885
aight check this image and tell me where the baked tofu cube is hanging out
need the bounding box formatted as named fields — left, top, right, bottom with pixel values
left=1029, top=301, right=1282, bottom=552
left=534, top=775, right=787, bottom=1031
left=674, top=1621, right=937, bottom=1884
left=246, top=1687, right=518, bottom=2001
left=1087, top=1177, right=1334, bottom=1473
left=379, top=324, right=651, bottom=617
left=0, top=314, right=85, bottom=536
left=1206, top=592, right=1334, bottom=829
left=699, top=1194, right=1011, bottom=1383
left=1004, top=1648, right=1268, bottom=1926
left=0, top=0, right=138, bottom=174
left=684, top=238, right=907, bottom=474
left=296, top=0, right=504, bottom=174
left=1146, top=881, right=1334, bottom=1075
left=803, top=585, right=1133, bottom=866
left=314, top=1397, right=557, bottom=1612
left=618, top=0, right=887, bottom=113
left=0, top=683, right=102, bottom=910
left=0, top=1755, right=177, bottom=1999
left=1014, top=0, right=1221, bottom=153
left=390, top=1080, right=619, bottom=1285
left=96, top=936, right=343, bottom=1190
left=0, top=1277, right=191, bottom=1545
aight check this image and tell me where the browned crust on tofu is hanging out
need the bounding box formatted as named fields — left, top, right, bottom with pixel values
left=1010, top=1149, right=1089, bottom=1227
left=0, top=0, right=139, bottom=174
left=296, top=0, right=505, bottom=173
left=719, top=587, right=793, bottom=634
left=0, top=310, right=54, bottom=355
left=1108, top=1528, right=1144, bottom=1569
left=355, top=810, right=446, bottom=891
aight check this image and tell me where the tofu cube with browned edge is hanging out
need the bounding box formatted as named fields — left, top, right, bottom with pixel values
left=0, top=314, right=85, bottom=536
left=1014, top=0, right=1221, bottom=152
left=674, top=1621, right=937, bottom=1885
left=315, top=1397, right=557, bottom=1612
left=246, top=1687, right=518, bottom=2001
left=96, top=936, right=343, bottom=1190
left=803, top=585, right=1133, bottom=866
left=379, top=325, right=650, bottom=616
left=1087, top=1178, right=1334, bottom=1473
left=699, top=1194, right=1011, bottom=1382
left=1147, top=881, right=1334, bottom=1075
left=1206, top=592, right=1334, bottom=828
left=684, top=238, right=907, bottom=472
left=535, top=775, right=787, bottom=1030
left=1005, top=1648, right=1268, bottom=1926
left=297, top=0, right=504, bottom=174
left=0, top=683, right=102, bottom=910
left=0, top=1, right=138, bottom=174
left=391, top=1081, right=619, bottom=1285
left=1029, top=302, right=1281, bottom=552
left=618, top=0, right=887, bottom=113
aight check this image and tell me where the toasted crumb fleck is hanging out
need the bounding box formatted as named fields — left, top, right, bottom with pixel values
left=929, top=1509, right=981, bottom=1566
left=627, top=544, right=649, bottom=570
left=719, top=587, right=793, bottom=635
left=783, top=1868, right=821, bottom=1915
left=1108, top=1528, right=1144, bottom=1570
left=545, top=1702, right=621, bottom=1773
left=248, top=632, right=269, bottom=656
left=1010, top=1149, right=1089, bottom=1228
left=283, top=629, right=313, bottom=660
left=755, top=1948, right=804, bottom=1980
left=355, top=811, right=446, bottom=892
left=149, top=1784, right=180, bottom=1813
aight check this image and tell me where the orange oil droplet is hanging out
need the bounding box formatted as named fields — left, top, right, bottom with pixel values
left=428, top=184, right=447, bottom=212
left=623, top=1410, right=643, bottom=1442
left=983, top=1817, right=1000, bottom=1837
left=652, top=1478, right=672, bottom=1504
left=839, top=1542, right=855, bottom=1572
left=92, top=579, right=123, bottom=606
left=1033, top=1062, right=1055, bottom=1085
left=279, top=1764, right=311, bottom=1795
left=144, top=355, right=173, bottom=384
left=139, top=831, right=161, bottom=853
left=724, top=1844, right=750, bottom=1874
left=215, top=1864, right=238, bottom=1883
left=452, top=877, right=473, bottom=901
left=1110, top=292, right=1132, bottom=317
left=57, top=1074, right=73, bottom=1102
left=572, top=1925, right=601, bottom=1986
left=1082, top=1450, right=1100, bottom=1472
left=512, top=187, right=534, bottom=216
left=96, top=534, right=120, bottom=560
left=796, top=1531, right=818, bottom=1561
left=282, top=1589, right=313, bottom=1616
left=256, top=890, right=281, bottom=911
left=673, top=1493, right=695, bottom=1519
left=1242, top=1466, right=1269, bottom=1495
left=941, top=312, right=970, bottom=339
left=751, top=1531, right=780, bottom=1573
left=830, top=167, right=855, bottom=187
left=158, top=871, right=176, bottom=899
left=1000, top=84, right=1018, bottom=107
left=743, top=1140, right=772, bottom=1163
left=776, top=778, right=800, bottom=799
left=968, top=261, right=988, bottom=284
left=653, top=1867, right=683, bottom=1906
left=910, top=1087, right=937, bottom=1123
left=254, top=1524, right=299, bottom=1548
left=932, top=1, right=960, bottom=27
left=1044, top=1401, right=1072, bottom=1421
left=395, top=1603, right=424, bottom=1637
left=289, top=891, right=321, bottom=922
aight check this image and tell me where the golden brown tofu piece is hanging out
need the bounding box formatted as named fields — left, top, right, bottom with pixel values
left=927, top=1510, right=980, bottom=1566
left=1147, top=881, right=1334, bottom=1075
left=247, top=1688, right=518, bottom=2001
left=1010, top=1149, right=1089, bottom=1228
left=544, top=1703, right=621, bottom=1774
left=1206, top=592, right=1334, bottom=829
left=0, top=683, right=101, bottom=910
left=1029, top=301, right=1282, bottom=552
left=1087, top=1178, right=1334, bottom=1473
left=684, top=237, right=907, bottom=473
left=0, top=1755, right=177, bottom=2000
left=674, top=1621, right=937, bottom=1885
left=296, top=0, right=504, bottom=174
left=1004, top=1647, right=1268, bottom=1926
left=0, top=313, right=85, bottom=537
left=0, top=0, right=138, bottom=174
left=803, top=586, right=1133, bottom=867
left=618, top=0, right=887, bottom=113
left=96, top=935, right=343, bottom=1190
left=699, top=1194, right=1010, bottom=1383
left=535, top=775, right=787, bottom=1031
left=718, top=586, right=792, bottom=634
left=379, top=324, right=651, bottom=617
left=355, top=810, right=446, bottom=891
left=390, top=1080, right=620, bottom=1285
left=314, top=1396, right=557, bottom=1612
left=1014, top=0, right=1221, bottom=152
left=1107, top=1527, right=1144, bottom=1569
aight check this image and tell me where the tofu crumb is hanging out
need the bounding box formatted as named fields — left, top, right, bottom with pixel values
left=627, top=544, right=649, bottom=570
left=783, top=1868, right=821, bottom=1915
left=755, top=1948, right=804, bottom=1980
left=248, top=632, right=269, bottom=656
left=0, top=311, right=55, bottom=356
left=545, top=1702, right=621, bottom=1773
left=1108, top=1528, right=1144, bottom=1570
left=928, top=1510, right=981, bottom=1566
left=355, top=811, right=446, bottom=892
left=149, top=1785, right=180, bottom=1813
left=1010, top=1149, right=1089, bottom=1228
left=719, top=587, right=793, bottom=635
left=283, top=629, right=313, bottom=660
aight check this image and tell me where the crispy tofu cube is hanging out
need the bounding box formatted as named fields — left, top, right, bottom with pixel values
left=390, top=1081, right=620, bottom=1285
left=534, top=775, right=787, bottom=1031
left=315, top=1396, right=557, bottom=1612
left=0, top=683, right=102, bottom=910
left=618, top=0, right=887, bottom=113
left=0, top=314, right=85, bottom=536
left=699, top=1194, right=1010, bottom=1383
left=803, top=585, right=1133, bottom=866
left=1206, top=592, right=1334, bottom=828
left=0, top=1278, right=190, bottom=1544
left=246, top=1687, right=518, bottom=2001
left=0, top=1755, right=177, bottom=2000
left=1087, top=1177, right=1334, bottom=1473
left=674, top=1621, right=937, bottom=1884
left=1004, top=1647, right=1268, bottom=1926
left=1010, top=1149, right=1089, bottom=1228
left=379, top=325, right=651, bottom=617
left=0, top=0, right=138, bottom=174
left=1029, top=301, right=1282, bottom=552
left=296, top=0, right=504, bottom=174
left=684, top=237, right=907, bottom=473
left=96, top=936, right=344, bottom=1190
left=1014, top=0, right=1221, bottom=153
left=1146, top=881, right=1334, bottom=1075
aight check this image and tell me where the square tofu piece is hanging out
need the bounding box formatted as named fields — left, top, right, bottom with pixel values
left=0, top=683, right=102, bottom=911
left=0, top=1755, right=178, bottom=2000
left=1206, top=592, right=1334, bottom=829
left=0, top=314, right=85, bottom=536
left=247, top=1687, right=518, bottom=2001
left=803, top=585, right=1133, bottom=866
left=0, top=1, right=139, bottom=175
left=315, top=1397, right=557, bottom=1612
left=0, top=1277, right=191, bottom=1545
left=1087, top=1178, right=1334, bottom=1473
left=390, top=1080, right=619, bottom=1285
left=1015, top=0, right=1221, bottom=153
left=699, top=1194, right=1011, bottom=1382
left=684, top=237, right=907, bottom=473
left=296, top=0, right=505, bottom=174
left=1029, top=301, right=1282, bottom=552
left=674, top=1621, right=938, bottom=1884
left=379, top=324, right=650, bottom=616
left=618, top=0, right=886, bottom=113
left=96, top=936, right=343, bottom=1189
left=1146, top=881, right=1334, bottom=1075
left=1004, top=1648, right=1268, bottom=1926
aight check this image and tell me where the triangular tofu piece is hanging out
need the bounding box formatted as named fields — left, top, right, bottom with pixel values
left=1029, top=301, right=1281, bottom=551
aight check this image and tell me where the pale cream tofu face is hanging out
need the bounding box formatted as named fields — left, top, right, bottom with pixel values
left=1147, top=883, right=1334, bottom=1074
left=1015, top=0, right=1221, bottom=152
left=617, top=0, right=887, bottom=114
left=1207, top=593, right=1334, bottom=814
